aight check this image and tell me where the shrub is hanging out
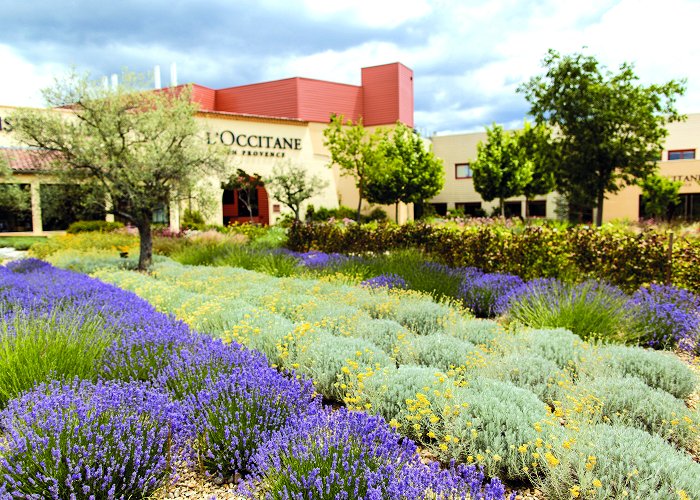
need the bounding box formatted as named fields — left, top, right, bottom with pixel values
left=505, top=279, right=630, bottom=342
left=0, top=379, right=188, bottom=499
left=435, top=378, right=551, bottom=480
left=480, top=352, right=567, bottom=404
left=599, top=345, right=698, bottom=400
left=361, top=273, right=408, bottom=290
left=575, top=376, right=698, bottom=448
left=292, top=332, right=392, bottom=401
left=66, top=219, right=125, bottom=234
left=452, top=318, right=503, bottom=345
left=459, top=272, right=524, bottom=318
left=410, top=333, right=478, bottom=371
left=0, top=307, right=117, bottom=408
left=627, top=284, right=700, bottom=352
left=244, top=407, right=507, bottom=500
left=354, top=319, right=417, bottom=364
left=534, top=424, right=700, bottom=499
left=391, top=296, right=458, bottom=336
left=521, top=328, right=589, bottom=371
left=187, top=370, right=319, bottom=482
left=28, top=231, right=138, bottom=259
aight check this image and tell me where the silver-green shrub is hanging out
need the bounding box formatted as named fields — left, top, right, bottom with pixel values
left=576, top=376, right=698, bottom=448
left=410, top=334, right=478, bottom=371
left=451, top=318, right=502, bottom=345
left=354, top=319, right=417, bottom=364
left=536, top=423, right=700, bottom=499
left=392, top=299, right=456, bottom=335
left=599, top=345, right=698, bottom=400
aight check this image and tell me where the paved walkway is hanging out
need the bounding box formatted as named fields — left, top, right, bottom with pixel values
left=0, top=247, right=28, bottom=260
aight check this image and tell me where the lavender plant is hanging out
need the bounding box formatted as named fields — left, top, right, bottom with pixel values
left=627, top=284, right=700, bottom=352
left=459, top=272, right=524, bottom=318
left=360, top=273, right=408, bottom=290
left=187, top=370, right=319, bottom=482
left=244, top=407, right=508, bottom=500
left=0, top=379, right=189, bottom=499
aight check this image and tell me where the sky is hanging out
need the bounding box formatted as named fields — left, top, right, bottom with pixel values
left=1, top=0, right=699, bottom=135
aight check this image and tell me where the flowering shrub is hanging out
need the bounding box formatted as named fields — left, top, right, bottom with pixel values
left=532, top=424, right=700, bottom=499
left=244, top=407, right=507, bottom=499
left=188, top=371, right=319, bottom=482
left=459, top=272, right=524, bottom=318
left=627, top=284, right=700, bottom=352
left=576, top=376, right=698, bottom=448
left=0, top=379, right=189, bottom=499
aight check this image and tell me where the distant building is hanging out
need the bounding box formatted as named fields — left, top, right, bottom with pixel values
left=428, top=113, right=700, bottom=222
left=0, top=62, right=414, bottom=234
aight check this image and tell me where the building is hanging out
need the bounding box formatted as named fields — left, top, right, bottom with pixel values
left=428, top=113, right=700, bottom=222
left=0, top=62, right=414, bottom=234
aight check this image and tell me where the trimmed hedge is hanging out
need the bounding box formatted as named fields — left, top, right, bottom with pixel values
left=287, top=221, right=700, bottom=292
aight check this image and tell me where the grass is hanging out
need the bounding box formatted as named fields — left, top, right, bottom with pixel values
left=0, top=236, right=47, bottom=250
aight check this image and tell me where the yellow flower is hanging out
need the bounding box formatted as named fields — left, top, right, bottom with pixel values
left=545, top=452, right=559, bottom=467
left=492, top=454, right=502, bottom=462
left=592, top=479, right=602, bottom=489
left=518, top=444, right=528, bottom=454
left=439, top=443, right=448, bottom=451
left=570, top=485, right=581, bottom=498
left=389, top=419, right=401, bottom=429
left=427, top=431, right=436, bottom=439
left=534, top=422, right=543, bottom=432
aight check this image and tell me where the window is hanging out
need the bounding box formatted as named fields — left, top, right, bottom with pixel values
left=504, top=201, right=523, bottom=218
left=526, top=200, right=547, bottom=218
left=455, top=202, right=484, bottom=217
left=668, top=149, right=695, bottom=160
left=455, top=163, right=472, bottom=179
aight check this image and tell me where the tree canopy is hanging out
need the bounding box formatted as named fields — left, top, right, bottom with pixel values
left=364, top=123, right=444, bottom=222
left=265, top=160, right=328, bottom=221
left=518, top=49, right=686, bottom=226
left=222, top=168, right=264, bottom=221
left=639, top=174, right=683, bottom=221
left=9, top=71, right=228, bottom=269
left=471, top=124, right=533, bottom=217
left=322, top=113, right=385, bottom=221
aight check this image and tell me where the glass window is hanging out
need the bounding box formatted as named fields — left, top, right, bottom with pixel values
left=668, top=149, right=695, bottom=160
left=455, top=163, right=472, bottom=179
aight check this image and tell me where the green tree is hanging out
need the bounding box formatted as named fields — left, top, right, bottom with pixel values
left=9, top=71, right=228, bottom=270
left=0, top=155, right=31, bottom=214
left=365, top=123, right=444, bottom=222
left=222, top=168, right=264, bottom=222
left=472, top=124, right=533, bottom=217
left=265, top=160, right=328, bottom=221
left=322, top=113, right=385, bottom=221
left=518, top=49, right=686, bottom=226
left=518, top=121, right=556, bottom=217
left=639, top=174, right=683, bottom=221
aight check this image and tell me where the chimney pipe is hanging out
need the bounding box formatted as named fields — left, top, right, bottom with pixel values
left=110, top=73, right=118, bottom=90
left=170, top=63, right=178, bottom=87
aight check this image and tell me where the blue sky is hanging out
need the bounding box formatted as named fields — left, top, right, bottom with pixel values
left=1, top=0, right=698, bottom=135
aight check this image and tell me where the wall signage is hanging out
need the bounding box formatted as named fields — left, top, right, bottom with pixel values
left=206, top=130, right=302, bottom=158
left=668, top=174, right=700, bottom=185
left=0, top=116, right=12, bottom=132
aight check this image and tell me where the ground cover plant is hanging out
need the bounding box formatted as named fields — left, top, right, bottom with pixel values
left=81, top=256, right=700, bottom=498
left=0, top=260, right=506, bottom=499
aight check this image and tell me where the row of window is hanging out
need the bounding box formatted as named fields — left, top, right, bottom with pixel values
left=429, top=200, right=547, bottom=218
left=453, top=149, right=697, bottom=180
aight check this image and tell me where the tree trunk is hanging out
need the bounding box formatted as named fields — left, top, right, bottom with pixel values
left=525, top=197, right=530, bottom=218
left=595, top=188, right=605, bottom=227
left=499, top=198, right=505, bottom=217
left=395, top=202, right=399, bottom=223
left=356, top=186, right=363, bottom=222
left=137, top=219, right=153, bottom=271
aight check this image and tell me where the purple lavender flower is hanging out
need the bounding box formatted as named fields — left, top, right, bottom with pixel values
left=244, top=407, right=506, bottom=499
left=627, top=284, right=700, bottom=353
left=0, top=378, right=190, bottom=499
left=460, top=272, right=525, bottom=318
left=361, top=273, right=408, bottom=290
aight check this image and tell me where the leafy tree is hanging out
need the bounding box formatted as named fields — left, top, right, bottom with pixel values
left=518, top=121, right=556, bottom=217
left=365, top=123, right=444, bottom=222
left=9, top=72, right=228, bottom=269
left=322, top=113, right=385, bottom=221
left=0, top=155, right=31, bottom=214
left=265, top=160, right=328, bottom=221
left=471, top=124, right=533, bottom=216
left=222, top=168, right=264, bottom=221
left=639, top=174, right=683, bottom=221
left=518, top=49, right=686, bottom=226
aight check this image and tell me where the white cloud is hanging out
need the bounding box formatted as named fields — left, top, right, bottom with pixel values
left=302, top=0, right=432, bottom=28
left=0, top=45, right=65, bottom=107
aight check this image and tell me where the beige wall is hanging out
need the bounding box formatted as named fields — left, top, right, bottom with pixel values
left=429, top=131, right=557, bottom=218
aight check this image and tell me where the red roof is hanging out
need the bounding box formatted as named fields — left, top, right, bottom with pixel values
left=0, top=147, right=57, bottom=173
